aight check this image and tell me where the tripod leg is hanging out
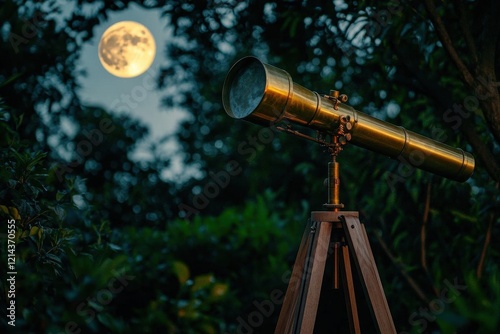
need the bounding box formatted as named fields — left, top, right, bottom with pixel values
left=275, top=221, right=312, bottom=333
left=340, top=215, right=396, bottom=334
left=298, top=220, right=332, bottom=333
left=340, top=244, right=361, bottom=334
left=276, top=220, right=333, bottom=334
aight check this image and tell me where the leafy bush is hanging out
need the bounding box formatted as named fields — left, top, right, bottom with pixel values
left=1, top=107, right=303, bottom=332
left=107, top=191, right=303, bottom=333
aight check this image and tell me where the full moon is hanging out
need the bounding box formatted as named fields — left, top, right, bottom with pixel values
left=98, top=21, right=156, bottom=78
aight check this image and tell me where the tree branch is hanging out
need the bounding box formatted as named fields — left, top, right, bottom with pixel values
left=391, top=43, right=500, bottom=182
left=420, top=182, right=431, bottom=274
left=375, top=231, right=430, bottom=304
left=478, top=1, right=500, bottom=73
left=453, top=0, right=478, bottom=66
left=476, top=182, right=499, bottom=279
left=424, top=0, right=475, bottom=86
left=474, top=1, right=500, bottom=144
left=426, top=0, right=500, bottom=143
left=460, top=121, right=500, bottom=181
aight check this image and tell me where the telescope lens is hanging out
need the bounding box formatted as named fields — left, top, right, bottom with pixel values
left=228, top=60, right=266, bottom=119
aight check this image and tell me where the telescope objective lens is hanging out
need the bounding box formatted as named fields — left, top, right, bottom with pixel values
left=229, top=61, right=266, bottom=119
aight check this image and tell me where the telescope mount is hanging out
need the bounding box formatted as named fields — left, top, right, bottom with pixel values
left=274, top=91, right=396, bottom=333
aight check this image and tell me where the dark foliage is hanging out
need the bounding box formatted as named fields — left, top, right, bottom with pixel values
left=0, top=0, right=499, bottom=333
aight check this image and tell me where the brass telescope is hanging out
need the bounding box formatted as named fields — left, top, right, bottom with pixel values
left=222, top=56, right=475, bottom=182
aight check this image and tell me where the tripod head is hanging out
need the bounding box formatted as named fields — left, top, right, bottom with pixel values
left=275, top=89, right=352, bottom=211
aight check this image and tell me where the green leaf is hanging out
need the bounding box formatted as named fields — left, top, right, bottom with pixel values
left=172, top=260, right=190, bottom=285
left=46, top=253, right=62, bottom=264
left=29, top=226, right=39, bottom=236
left=15, top=113, right=24, bottom=130
left=56, top=191, right=66, bottom=201
left=192, top=274, right=214, bottom=292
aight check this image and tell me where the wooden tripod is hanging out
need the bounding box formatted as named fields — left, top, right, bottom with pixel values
left=275, top=155, right=396, bottom=333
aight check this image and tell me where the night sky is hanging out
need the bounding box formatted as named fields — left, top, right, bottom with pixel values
left=76, top=3, right=188, bottom=179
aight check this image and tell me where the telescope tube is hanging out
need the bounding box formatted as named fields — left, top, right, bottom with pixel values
left=222, top=56, right=475, bottom=182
